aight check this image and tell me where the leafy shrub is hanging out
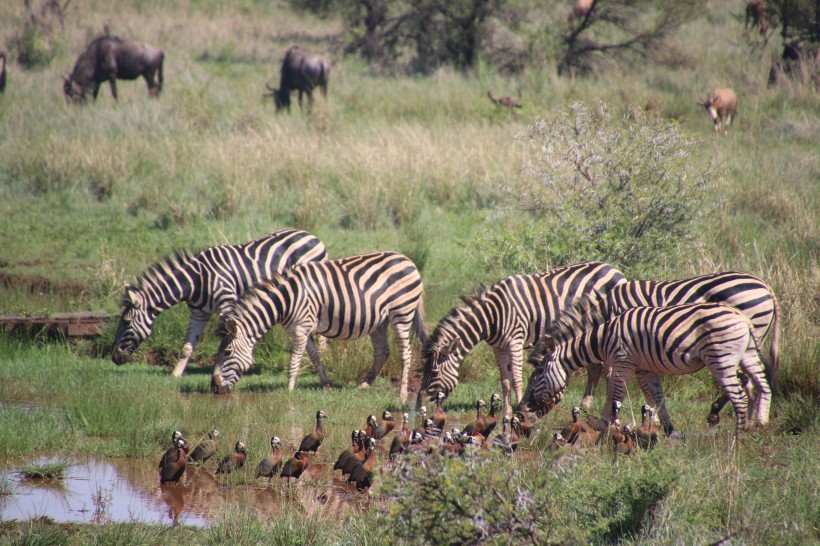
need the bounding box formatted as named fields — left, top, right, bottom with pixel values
left=471, top=101, right=715, bottom=277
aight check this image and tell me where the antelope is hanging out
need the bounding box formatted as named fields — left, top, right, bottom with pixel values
left=700, top=88, right=737, bottom=136
left=487, top=88, right=523, bottom=114
left=745, top=0, right=767, bottom=36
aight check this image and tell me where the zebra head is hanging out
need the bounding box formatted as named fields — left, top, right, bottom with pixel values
left=112, top=284, right=156, bottom=365
left=519, top=337, right=567, bottom=418
left=211, top=317, right=254, bottom=394
left=420, top=336, right=465, bottom=407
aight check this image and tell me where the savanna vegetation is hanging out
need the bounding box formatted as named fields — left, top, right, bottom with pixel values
left=0, top=0, right=817, bottom=544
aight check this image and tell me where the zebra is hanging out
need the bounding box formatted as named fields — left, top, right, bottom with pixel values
left=112, top=229, right=327, bottom=376
left=211, top=251, right=428, bottom=403
left=520, top=296, right=773, bottom=438
left=419, top=261, right=626, bottom=417
left=579, top=272, right=780, bottom=423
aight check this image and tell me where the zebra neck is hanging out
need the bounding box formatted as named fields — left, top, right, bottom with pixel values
left=560, top=323, right=606, bottom=373
left=141, top=259, right=201, bottom=312
left=456, top=303, right=492, bottom=351
left=235, top=284, right=289, bottom=342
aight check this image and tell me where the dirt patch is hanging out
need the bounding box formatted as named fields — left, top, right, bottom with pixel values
left=0, top=272, right=88, bottom=297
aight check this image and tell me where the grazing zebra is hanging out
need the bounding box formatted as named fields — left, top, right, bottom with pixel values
left=420, top=261, right=626, bottom=417
left=211, top=251, right=428, bottom=402
left=580, top=272, right=780, bottom=422
left=112, top=229, right=327, bottom=376
left=521, top=297, right=773, bottom=437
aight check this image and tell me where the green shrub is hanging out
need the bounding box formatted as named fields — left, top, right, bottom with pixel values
left=471, top=101, right=716, bottom=277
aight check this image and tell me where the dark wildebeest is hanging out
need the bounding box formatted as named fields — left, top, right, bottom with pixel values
left=0, top=52, right=6, bottom=93
left=266, top=46, right=329, bottom=112
left=64, top=36, right=163, bottom=103
left=745, top=0, right=767, bottom=36
left=700, top=88, right=737, bottom=136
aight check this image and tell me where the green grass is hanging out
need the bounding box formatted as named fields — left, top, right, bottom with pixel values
left=0, top=0, right=818, bottom=543
left=18, top=460, right=71, bottom=480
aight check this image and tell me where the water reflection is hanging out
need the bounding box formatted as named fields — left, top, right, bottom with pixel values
left=0, top=457, right=371, bottom=526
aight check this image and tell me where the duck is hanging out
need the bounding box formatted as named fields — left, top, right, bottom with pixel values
left=280, top=451, right=310, bottom=486
left=433, top=392, right=447, bottom=432
left=414, top=406, right=428, bottom=436
left=373, top=410, right=396, bottom=440
left=334, top=430, right=361, bottom=472
left=462, top=399, right=487, bottom=437
left=342, top=432, right=368, bottom=476
left=389, top=414, right=411, bottom=459
left=299, top=410, right=329, bottom=453
left=560, top=407, right=591, bottom=444
left=255, top=436, right=284, bottom=481
left=189, top=429, right=223, bottom=464
left=481, top=393, right=501, bottom=437
left=612, top=422, right=633, bottom=456
left=348, top=438, right=377, bottom=491
left=159, top=436, right=189, bottom=484
left=492, top=416, right=515, bottom=456
left=635, top=404, right=658, bottom=450
left=216, top=441, right=247, bottom=474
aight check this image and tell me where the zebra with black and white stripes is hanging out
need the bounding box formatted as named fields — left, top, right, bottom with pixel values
left=580, top=271, right=780, bottom=422
left=419, top=261, right=627, bottom=417
left=520, top=296, right=773, bottom=437
left=211, top=251, right=428, bottom=402
left=112, top=229, right=327, bottom=376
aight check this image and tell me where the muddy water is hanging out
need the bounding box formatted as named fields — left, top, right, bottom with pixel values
left=0, top=457, right=372, bottom=526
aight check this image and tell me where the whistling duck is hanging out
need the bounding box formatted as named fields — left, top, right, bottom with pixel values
left=189, top=429, right=222, bottom=463
left=335, top=430, right=361, bottom=472
left=373, top=410, right=396, bottom=440
left=159, top=436, right=189, bottom=484
left=348, top=438, right=377, bottom=491
left=280, top=451, right=310, bottom=486
left=299, top=410, right=329, bottom=453
left=636, top=405, right=659, bottom=450
left=462, top=399, right=487, bottom=437
left=492, top=416, right=515, bottom=456
left=552, top=432, right=569, bottom=449
left=159, top=430, right=184, bottom=467
left=414, top=406, right=428, bottom=435
left=255, top=436, right=284, bottom=480
left=612, top=422, right=633, bottom=455
left=342, top=432, right=368, bottom=476
left=389, top=414, right=411, bottom=459
left=560, top=407, right=592, bottom=444
left=407, top=431, right=427, bottom=455
left=513, top=412, right=535, bottom=439
left=423, top=418, right=441, bottom=441
left=364, top=414, right=378, bottom=437
left=216, top=441, right=247, bottom=474
left=433, top=392, right=447, bottom=431
left=481, top=393, right=500, bottom=437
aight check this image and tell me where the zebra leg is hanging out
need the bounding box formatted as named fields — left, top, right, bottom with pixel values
left=636, top=372, right=675, bottom=438
left=581, top=362, right=604, bottom=410
left=509, top=339, right=526, bottom=416
left=172, top=309, right=212, bottom=377
left=706, top=362, right=749, bottom=436
left=492, top=347, right=515, bottom=418
left=360, top=324, right=390, bottom=389
left=305, top=336, right=331, bottom=390
left=287, top=331, right=310, bottom=391
left=739, top=348, right=771, bottom=426
left=395, top=324, right=413, bottom=405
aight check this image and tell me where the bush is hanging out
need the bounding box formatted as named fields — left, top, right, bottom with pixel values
left=471, top=101, right=715, bottom=277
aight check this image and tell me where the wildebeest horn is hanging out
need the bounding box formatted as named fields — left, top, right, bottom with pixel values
left=265, top=81, right=275, bottom=91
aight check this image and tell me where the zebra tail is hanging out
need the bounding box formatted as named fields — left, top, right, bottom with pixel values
left=749, top=321, right=775, bottom=394
left=413, top=294, right=429, bottom=347
left=768, top=294, right=780, bottom=393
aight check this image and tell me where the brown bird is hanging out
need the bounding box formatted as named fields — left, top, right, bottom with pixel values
left=560, top=406, right=592, bottom=444
left=216, top=441, right=247, bottom=474
left=433, top=392, right=447, bottom=432
left=389, top=414, right=411, bottom=460
left=280, top=451, right=310, bottom=487
left=159, top=436, right=189, bottom=484
left=364, top=414, right=378, bottom=437
left=414, top=406, right=428, bottom=435
left=189, top=429, right=222, bottom=464
left=373, top=410, right=396, bottom=440
left=513, top=412, right=535, bottom=439
left=299, top=410, right=329, bottom=453
left=552, top=432, right=569, bottom=450
left=342, top=431, right=368, bottom=476
left=492, top=416, right=515, bottom=456
left=635, top=405, right=658, bottom=450
left=407, top=431, right=427, bottom=455
left=462, top=399, right=487, bottom=437
left=348, top=438, right=377, bottom=491
left=334, top=430, right=361, bottom=472
left=481, top=393, right=500, bottom=438
left=508, top=417, right=521, bottom=452
left=612, top=422, right=633, bottom=456
left=255, top=436, right=284, bottom=480
left=159, top=430, right=184, bottom=468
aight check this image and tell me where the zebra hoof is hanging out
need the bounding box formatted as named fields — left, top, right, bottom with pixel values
left=171, top=365, right=186, bottom=378
left=358, top=382, right=371, bottom=390
left=580, top=395, right=593, bottom=410
left=322, top=384, right=331, bottom=392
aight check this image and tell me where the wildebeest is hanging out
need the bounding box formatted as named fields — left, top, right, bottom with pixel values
left=0, top=52, right=6, bottom=93
left=487, top=89, right=523, bottom=113
left=64, top=35, right=163, bottom=103
left=700, top=88, right=737, bottom=136
left=265, top=46, right=329, bottom=112
left=745, top=0, right=767, bottom=36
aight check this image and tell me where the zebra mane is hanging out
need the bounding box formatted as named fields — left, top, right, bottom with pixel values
left=544, top=291, right=610, bottom=344
left=126, top=250, right=196, bottom=299
left=422, top=292, right=486, bottom=362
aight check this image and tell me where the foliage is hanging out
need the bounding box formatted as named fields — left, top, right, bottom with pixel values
left=764, top=0, right=820, bottom=88
left=5, top=0, right=67, bottom=70
left=19, top=459, right=71, bottom=480
left=556, top=0, right=705, bottom=76
left=377, top=451, right=578, bottom=545
left=470, top=101, right=715, bottom=278
left=337, top=0, right=514, bottom=73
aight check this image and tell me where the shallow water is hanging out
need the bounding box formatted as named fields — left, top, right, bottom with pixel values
left=0, top=456, right=373, bottom=527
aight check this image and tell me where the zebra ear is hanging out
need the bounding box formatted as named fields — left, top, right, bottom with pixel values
left=224, top=317, right=238, bottom=338
left=125, top=285, right=142, bottom=307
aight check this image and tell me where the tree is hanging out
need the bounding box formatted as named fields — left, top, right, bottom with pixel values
left=557, top=0, right=704, bottom=76
left=764, top=0, right=820, bottom=87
